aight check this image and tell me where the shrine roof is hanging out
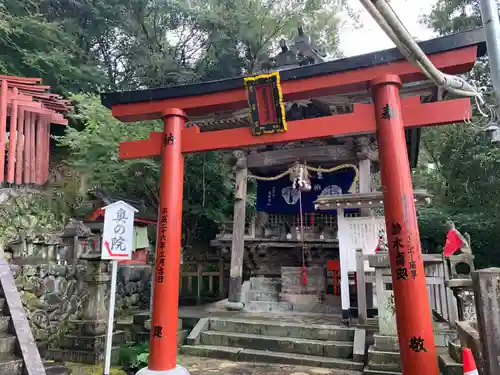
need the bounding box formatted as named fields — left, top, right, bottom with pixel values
left=101, top=27, right=486, bottom=111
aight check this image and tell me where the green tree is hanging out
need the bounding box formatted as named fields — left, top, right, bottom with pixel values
left=56, top=94, right=237, bottom=246
left=415, top=0, right=500, bottom=267
left=0, top=1, right=102, bottom=94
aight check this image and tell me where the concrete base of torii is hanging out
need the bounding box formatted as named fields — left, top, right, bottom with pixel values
left=136, top=365, right=190, bottom=375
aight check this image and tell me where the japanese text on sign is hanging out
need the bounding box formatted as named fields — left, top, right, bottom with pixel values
left=409, top=336, right=427, bottom=352
left=381, top=104, right=397, bottom=120
left=157, top=207, right=168, bottom=284
left=100, top=201, right=137, bottom=260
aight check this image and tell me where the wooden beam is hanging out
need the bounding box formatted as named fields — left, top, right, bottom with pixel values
left=110, top=47, right=477, bottom=121
left=119, top=97, right=471, bottom=159
left=246, top=144, right=358, bottom=169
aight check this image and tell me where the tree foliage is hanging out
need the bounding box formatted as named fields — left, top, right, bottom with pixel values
left=415, top=0, right=500, bottom=267
left=0, top=1, right=102, bottom=94
left=0, top=0, right=348, bottom=247
left=56, top=94, right=238, bottom=246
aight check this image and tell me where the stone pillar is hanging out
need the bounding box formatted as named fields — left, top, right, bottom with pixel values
left=58, top=252, right=126, bottom=364
left=226, top=150, right=248, bottom=311
left=81, top=255, right=109, bottom=327
left=472, top=268, right=500, bottom=375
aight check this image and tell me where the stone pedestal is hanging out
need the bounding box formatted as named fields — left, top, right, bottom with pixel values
left=47, top=254, right=125, bottom=364
left=472, top=267, right=500, bottom=375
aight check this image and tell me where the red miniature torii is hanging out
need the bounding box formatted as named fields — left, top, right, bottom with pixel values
left=101, top=30, right=485, bottom=375
left=0, top=75, right=71, bottom=186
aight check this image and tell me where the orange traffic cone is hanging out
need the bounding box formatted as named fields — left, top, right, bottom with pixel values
left=463, top=348, right=478, bottom=375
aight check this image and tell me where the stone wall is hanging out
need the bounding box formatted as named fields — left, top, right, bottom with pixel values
left=9, top=261, right=152, bottom=349
left=281, top=266, right=325, bottom=295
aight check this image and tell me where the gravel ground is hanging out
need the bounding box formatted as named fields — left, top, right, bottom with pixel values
left=178, top=355, right=362, bottom=375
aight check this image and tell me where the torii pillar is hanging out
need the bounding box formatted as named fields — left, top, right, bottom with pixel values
left=372, top=74, right=439, bottom=375
left=137, top=109, right=189, bottom=375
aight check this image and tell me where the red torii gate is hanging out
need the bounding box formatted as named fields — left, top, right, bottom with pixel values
left=0, top=75, right=71, bottom=186
left=101, top=29, right=486, bottom=375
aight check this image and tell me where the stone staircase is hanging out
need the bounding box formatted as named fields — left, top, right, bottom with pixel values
left=244, top=276, right=342, bottom=314
left=0, top=260, right=68, bottom=375
left=181, top=317, right=365, bottom=371
left=365, top=331, right=459, bottom=375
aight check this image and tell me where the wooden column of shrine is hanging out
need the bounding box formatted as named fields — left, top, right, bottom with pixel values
left=0, top=75, right=71, bottom=186
left=226, top=150, right=248, bottom=311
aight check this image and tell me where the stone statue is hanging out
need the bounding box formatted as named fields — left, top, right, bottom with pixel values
left=262, top=25, right=326, bottom=72
left=446, top=221, right=472, bottom=255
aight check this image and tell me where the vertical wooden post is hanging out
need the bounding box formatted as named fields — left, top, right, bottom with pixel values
left=15, top=108, right=25, bottom=185
left=35, top=117, right=43, bottom=185
left=197, top=263, right=203, bottom=305
left=218, top=257, right=225, bottom=299
left=356, top=249, right=367, bottom=325
left=29, top=113, right=36, bottom=184
left=0, top=80, right=8, bottom=184
left=357, top=136, right=372, bottom=217
left=226, top=150, right=248, bottom=311
left=147, top=108, right=187, bottom=374
left=44, top=119, right=51, bottom=184
left=23, top=112, right=31, bottom=185
left=372, top=74, right=439, bottom=375
left=7, top=89, right=18, bottom=184
left=337, top=208, right=351, bottom=322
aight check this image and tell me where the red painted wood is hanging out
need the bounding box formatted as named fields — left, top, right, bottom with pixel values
left=29, top=114, right=36, bottom=184
left=15, top=108, right=25, bottom=185
left=44, top=120, right=50, bottom=184
left=149, top=111, right=186, bottom=371
left=23, top=112, right=31, bottom=184
left=0, top=75, right=41, bottom=83
left=119, top=97, right=471, bottom=159
left=7, top=88, right=19, bottom=184
left=372, top=75, right=438, bottom=375
left=110, top=47, right=477, bottom=121
left=0, top=80, right=8, bottom=183
left=35, top=117, right=43, bottom=185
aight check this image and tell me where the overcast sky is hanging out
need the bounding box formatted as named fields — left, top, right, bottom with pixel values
left=339, top=0, right=437, bottom=57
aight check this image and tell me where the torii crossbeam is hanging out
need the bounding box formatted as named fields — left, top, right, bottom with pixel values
left=101, top=28, right=486, bottom=375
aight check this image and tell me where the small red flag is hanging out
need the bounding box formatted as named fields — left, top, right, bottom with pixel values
left=301, top=263, right=308, bottom=286
left=443, top=229, right=464, bottom=256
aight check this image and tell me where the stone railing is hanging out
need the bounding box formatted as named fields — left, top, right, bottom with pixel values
left=355, top=251, right=458, bottom=327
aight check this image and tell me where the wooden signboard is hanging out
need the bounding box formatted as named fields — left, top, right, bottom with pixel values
left=244, top=71, right=287, bottom=135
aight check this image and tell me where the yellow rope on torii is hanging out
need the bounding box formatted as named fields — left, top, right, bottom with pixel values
left=247, top=162, right=359, bottom=193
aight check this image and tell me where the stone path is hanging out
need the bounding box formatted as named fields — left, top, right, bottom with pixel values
left=178, top=355, right=362, bottom=375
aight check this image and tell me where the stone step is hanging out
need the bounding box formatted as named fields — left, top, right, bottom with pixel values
left=180, top=345, right=364, bottom=371
left=0, top=335, right=18, bottom=356
left=438, top=353, right=462, bottom=375
left=0, top=356, right=23, bottom=375
left=246, top=300, right=341, bottom=314
left=200, top=331, right=354, bottom=358
left=246, top=291, right=279, bottom=302
left=209, top=318, right=354, bottom=341
left=373, top=334, right=399, bottom=352
left=363, top=370, right=402, bottom=375
left=367, top=346, right=401, bottom=372
left=0, top=317, right=11, bottom=335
